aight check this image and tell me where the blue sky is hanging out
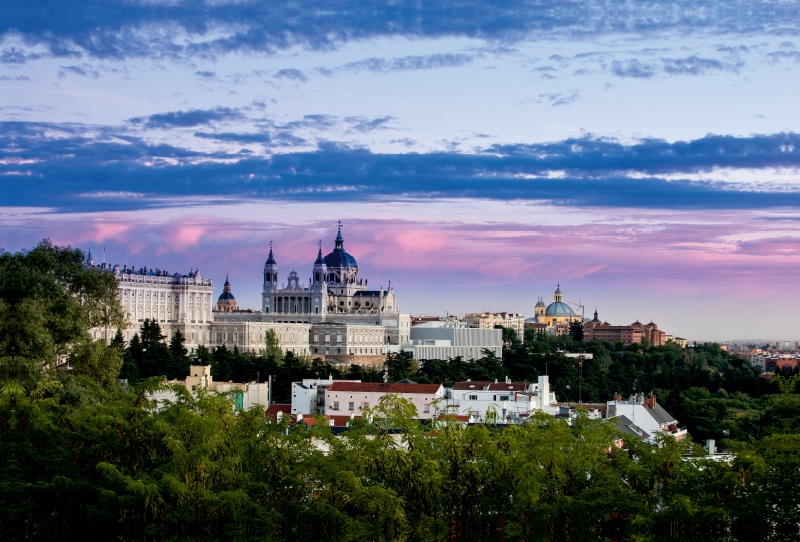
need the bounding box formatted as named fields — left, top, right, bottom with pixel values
left=3, top=0, right=800, bottom=341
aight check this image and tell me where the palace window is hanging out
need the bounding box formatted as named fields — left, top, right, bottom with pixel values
left=424, top=404, right=430, bottom=413
left=348, top=402, right=354, bottom=411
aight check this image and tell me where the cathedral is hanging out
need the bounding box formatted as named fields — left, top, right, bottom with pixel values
left=260, top=224, right=398, bottom=320
left=528, top=284, right=584, bottom=332
left=90, top=224, right=410, bottom=367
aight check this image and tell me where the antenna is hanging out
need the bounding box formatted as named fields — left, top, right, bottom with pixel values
left=103, top=245, right=106, bottom=264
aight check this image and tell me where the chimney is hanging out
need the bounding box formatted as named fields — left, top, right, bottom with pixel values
left=494, top=378, right=498, bottom=384
left=613, top=392, right=621, bottom=403
left=297, top=413, right=303, bottom=422
left=648, top=396, right=656, bottom=408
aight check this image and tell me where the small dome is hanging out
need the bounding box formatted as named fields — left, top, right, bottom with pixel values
left=545, top=302, right=575, bottom=317
left=535, top=298, right=546, bottom=307
left=218, top=291, right=236, bottom=301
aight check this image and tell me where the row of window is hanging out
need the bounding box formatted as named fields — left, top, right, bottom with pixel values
left=330, top=401, right=431, bottom=413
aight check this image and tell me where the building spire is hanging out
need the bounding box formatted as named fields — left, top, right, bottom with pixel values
left=335, top=222, right=344, bottom=250
left=315, top=239, right=325, bottom=264
left=266, top=240, right=276, bottom=265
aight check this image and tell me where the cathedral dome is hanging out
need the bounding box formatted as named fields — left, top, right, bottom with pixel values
left=323, top=226, right=358, bottom=268
left=217, top=274, right=238, bottom=311
left=545, top=302, right=574, bottom=317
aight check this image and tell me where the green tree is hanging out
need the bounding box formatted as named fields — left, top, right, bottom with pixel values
left=167, top=329, right=191, bottom=379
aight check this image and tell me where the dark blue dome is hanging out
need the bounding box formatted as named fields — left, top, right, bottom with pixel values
left=323, top=227, right=358, bottom=268
left=218, top=291, right=236, bottom=301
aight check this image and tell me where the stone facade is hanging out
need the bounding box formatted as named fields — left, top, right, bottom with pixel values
left=583, top=317, right=666, bottom=346
left=462, top=312, right=525, bottom=343
left=91, top=225, right=411, bottom=366
left=308, top=322, right=387, bottom=367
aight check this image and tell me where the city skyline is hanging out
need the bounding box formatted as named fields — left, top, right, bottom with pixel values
left=4, top=1, right=800, bottom=341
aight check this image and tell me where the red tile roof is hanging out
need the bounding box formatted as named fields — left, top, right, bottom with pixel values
left=327, top=382, right=442, bottom=394
left=299, top=415, right=359, bottom=427
left=453, top=381, right=527, bottom=391
left=264, top=404, right=291, bottom=419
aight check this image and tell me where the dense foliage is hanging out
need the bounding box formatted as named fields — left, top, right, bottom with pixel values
left=2, top=241, right=800, bottom=540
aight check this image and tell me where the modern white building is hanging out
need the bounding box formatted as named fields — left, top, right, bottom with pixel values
left=291, top=378, right=363, bottom=416
left=443, top=375, right=558, bottom=423
left=324, top=381, right=445, bottom=419
left=404, top=321, right=503, bottom=361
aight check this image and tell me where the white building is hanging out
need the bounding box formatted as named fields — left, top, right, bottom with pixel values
left=291, top=378, right=363, bottom=416
left=324, top=381, right=445, bottom=419
left=85, top=251, right=215, bottom=352
left=151, top=365, right=270, bottom=411
left=404, top=321, right=503, bottom=361
left=607, top=394, right=687, bottom=442
left=444, top=375, right=558, bottom=423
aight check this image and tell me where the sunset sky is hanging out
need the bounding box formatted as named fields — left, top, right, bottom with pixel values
left=3, top=1, right=800, bottom=341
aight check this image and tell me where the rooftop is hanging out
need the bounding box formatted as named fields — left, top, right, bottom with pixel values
left=327, top=382, right=442, bottom=394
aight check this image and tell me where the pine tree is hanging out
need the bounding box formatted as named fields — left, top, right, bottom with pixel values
left=120, top=332, right=142, bottom=384
left=167, top=329, right=190, bottom=379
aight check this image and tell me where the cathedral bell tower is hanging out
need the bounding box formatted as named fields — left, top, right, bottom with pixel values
left=262, top=242, right=278, bottom=313
left=310, top=240, right=328, bottom=316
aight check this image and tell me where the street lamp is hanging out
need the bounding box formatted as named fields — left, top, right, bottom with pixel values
left=567, top=300, right=585, bottom=404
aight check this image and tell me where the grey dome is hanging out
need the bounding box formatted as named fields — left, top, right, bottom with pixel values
left=545, top=302, right=574, bottom=317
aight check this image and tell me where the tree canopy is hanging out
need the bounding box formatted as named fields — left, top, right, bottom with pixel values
left=2, top=240, right=800, bottom=540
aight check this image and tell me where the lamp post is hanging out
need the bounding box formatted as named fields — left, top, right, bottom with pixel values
left=567, top=300, right=585, bottom=404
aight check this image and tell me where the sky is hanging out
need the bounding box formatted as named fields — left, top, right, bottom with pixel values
left=3, top=1, right=800, bottom=342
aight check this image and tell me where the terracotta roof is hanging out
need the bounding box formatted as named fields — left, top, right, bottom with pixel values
left=300, top=414, right=359, bottom=427
left=436, top=414, right=470, bottom=422
left=453, top=381, right=528, bottom=391
left=264, top=404, right=291, bottom=419
left=327, top=382, right=443, bottom=394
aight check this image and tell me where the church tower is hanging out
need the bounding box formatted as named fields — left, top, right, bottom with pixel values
left=310, top=240, right=328, bottom=315
left=553, top=284, right=563, bottom=303
left=535, top=297, right=546, bottom=318
left=262, top=243, right=278, bottom=313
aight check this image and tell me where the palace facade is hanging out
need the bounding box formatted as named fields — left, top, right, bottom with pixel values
left=90, top=225, right=410, bottom=367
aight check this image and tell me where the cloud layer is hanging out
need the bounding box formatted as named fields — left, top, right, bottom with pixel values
left=4, top=1, right=800, bottom=61
left=3, top=118, right=800, bottom=211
